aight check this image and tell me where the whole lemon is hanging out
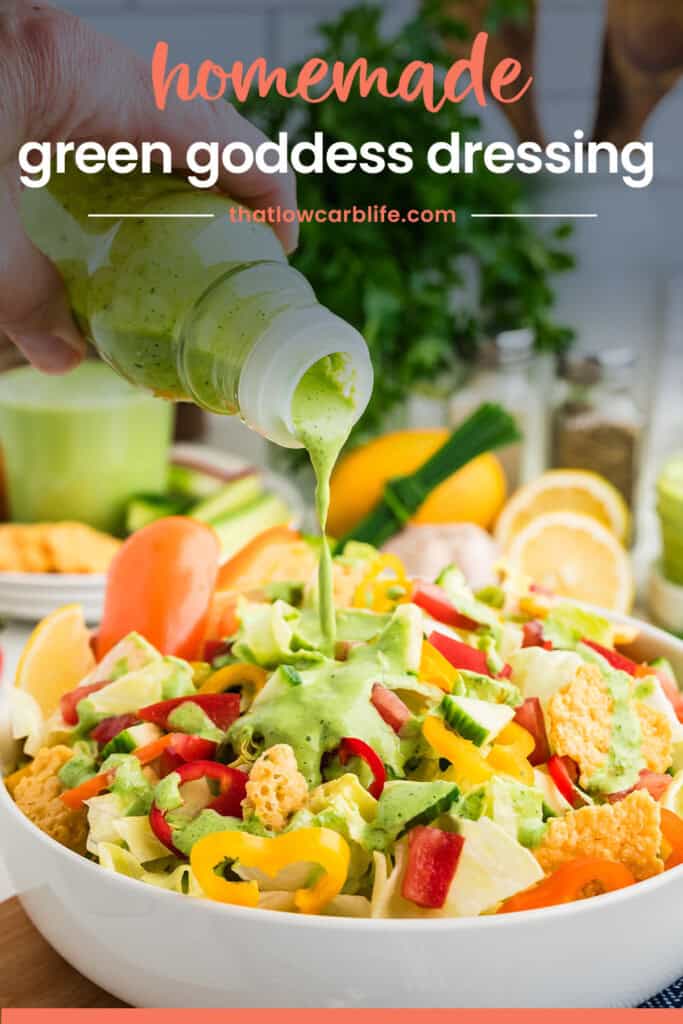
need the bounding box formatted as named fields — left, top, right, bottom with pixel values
left=328, top=429, right=507, bottom=538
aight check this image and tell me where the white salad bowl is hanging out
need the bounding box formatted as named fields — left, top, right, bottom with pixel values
left=2, top=612, right=683, bottom=1009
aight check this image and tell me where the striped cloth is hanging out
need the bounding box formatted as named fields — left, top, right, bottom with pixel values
left=640, top=978, right=683, bottom=1008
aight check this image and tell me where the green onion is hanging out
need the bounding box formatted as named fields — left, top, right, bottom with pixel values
left=340, top=403, right=520, bottom=548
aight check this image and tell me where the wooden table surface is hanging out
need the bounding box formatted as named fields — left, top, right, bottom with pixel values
left=0, top=898, right=127, bottom=1008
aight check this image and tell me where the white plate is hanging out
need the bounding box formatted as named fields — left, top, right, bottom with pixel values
left=0, top=443, right=305, bottom=624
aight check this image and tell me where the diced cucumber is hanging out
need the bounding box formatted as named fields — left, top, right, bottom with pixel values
left=125, top=493, right=189, bottom=534
left=168, top=463, right=224, bottom=500
left=210, top=494, right=291, bottom=560
left=101, top=723, right=163, bottom=759
left=189, top=474, right=263, bottom=523
left=440, top=694, right=514, bottom=747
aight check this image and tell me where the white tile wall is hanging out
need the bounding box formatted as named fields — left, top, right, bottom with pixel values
left=52, top=0, right=681, bottom=496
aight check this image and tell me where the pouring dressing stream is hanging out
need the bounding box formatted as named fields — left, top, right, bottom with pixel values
left=292, top=355, right=358, bottom=650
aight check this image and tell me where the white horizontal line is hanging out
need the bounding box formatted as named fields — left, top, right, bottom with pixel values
left=87, top=213, right=216, bottom=219
left=471, top=213, right=598, bottom=219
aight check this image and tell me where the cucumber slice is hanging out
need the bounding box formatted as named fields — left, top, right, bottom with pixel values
left=168, top=463, right=224, bottom=500
left=101, top=723, right=162, bottom=759
left=125, top=494, right=189, bottom=534
left=189, top=474, right=263, bottom=523
left=440, top=695, right=514, bottom=747
left=210, top=494, right=291, bottom=560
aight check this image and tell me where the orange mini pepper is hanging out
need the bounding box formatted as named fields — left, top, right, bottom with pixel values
left=661, top=809, right=683, bottom=870
left=498, top=857, right=635, bottom=914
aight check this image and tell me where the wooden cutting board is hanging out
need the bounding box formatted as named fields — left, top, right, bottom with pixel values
left=0, top=898, right=127, bottom=1008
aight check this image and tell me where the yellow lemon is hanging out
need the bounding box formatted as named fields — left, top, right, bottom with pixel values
left=495, top=470, right=630, bottom=548
left=15, top=604, right=95, bottom=717
left=505, top=512, right=634, bottom=614
left=328, top=429, right=507, bottom=538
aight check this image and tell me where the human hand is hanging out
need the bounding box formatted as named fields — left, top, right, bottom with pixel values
left=0, top=1, right=298, bottom=373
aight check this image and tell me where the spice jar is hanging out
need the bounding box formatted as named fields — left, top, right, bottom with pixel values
left=551, top=348, right=644, bottom=513
left=449, top=330, right=551, bottom=491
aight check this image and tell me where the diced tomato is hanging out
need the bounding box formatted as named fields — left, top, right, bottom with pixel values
left=339, top=737, right=386, bottom=799
left=513, top=698, right=550, bottom=766
left=582, top=640, right=638, bottom=676
left=159, top=735, right=219, bottom=777
left=522, top=621, right=552, bottom=651
left=411, top=582, right=478, bottom=631
left=498, top=663, right=513, bottom=679
left=138, top=693, right=240, bottom=732
left=60, top=682, right=108, bottom=726
left=548, top=755, right=583, bottom=808
left=607, top=770, right=672, bottom=804
left=90, top=714, right=138, bottom=746
left=371, top=684, right=410, bottom=734
left=401, top=826, right=465, bottom=909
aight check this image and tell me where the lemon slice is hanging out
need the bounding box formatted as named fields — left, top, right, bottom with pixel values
left=505, top=512, right=634, bottom=614
left=15, top=604, right=95, bottom=717
left=495, top=470, right=631, bottom=548
left=663, top=771, right=683, bottom=817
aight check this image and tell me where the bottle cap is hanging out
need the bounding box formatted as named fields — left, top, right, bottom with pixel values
left=238, top=306, right=373, bottom=448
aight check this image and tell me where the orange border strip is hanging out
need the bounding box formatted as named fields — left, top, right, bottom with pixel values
left=1, top=1011, right=672, bottom=1022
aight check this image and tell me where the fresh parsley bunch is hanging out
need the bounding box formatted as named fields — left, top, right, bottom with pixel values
left=242, top=1, right=574, bottom=454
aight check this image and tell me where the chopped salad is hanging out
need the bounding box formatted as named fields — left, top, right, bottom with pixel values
left=5, top=519, right=683, bottom=918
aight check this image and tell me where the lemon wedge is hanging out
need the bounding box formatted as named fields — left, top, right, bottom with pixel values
left=15, top=604, right=95, bottom=717
left=495, top=470, right=631, bottom=548
left=505, top=512, right=634, bottom=614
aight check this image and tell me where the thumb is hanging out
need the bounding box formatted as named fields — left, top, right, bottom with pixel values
left=0, top=175, right=85, bottom=373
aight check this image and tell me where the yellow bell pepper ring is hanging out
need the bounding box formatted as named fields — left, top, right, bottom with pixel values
left=496, top=722, right=535, bottom=759
left=353, top=554, right=409, bottom=613
left=419, top=640, right=459, bottom=694
left=190, top=827, right=350, bottom=914
left=422, top=715, right=493, bottom=788
left=197, top=662, right=268, bottom=697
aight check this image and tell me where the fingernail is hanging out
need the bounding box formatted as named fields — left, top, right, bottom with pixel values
left=12, top=332, right=84, bottom=374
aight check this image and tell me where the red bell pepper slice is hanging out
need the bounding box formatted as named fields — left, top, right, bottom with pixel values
left=428, top=631, right=512, bottom=681
left=60, top=682, right=108, bottom=725
left=548, top=755, right=584, bottom=808
left=606, top=770, right=672, bottom=804
left=401, top=826, right=465, bottom=909
left=338, top=737, right=386, bottom=799
left=582, top=640, right=638, bottom=675
left=150, top=760, right=248, bottom=856
left=522, top=621, right=552, bottom=651
left=411, top=582, right=478, bottom=631
left=428, top=631, right=490, bottom=676
left=159, top=735, right=219, bottom=777
left=371, top=684, right=410, bottom=734
left=138, top=693, right=241, bottom=732
left=513, top=697, right=550, bottom=766
left=90, top=714, right=138, bottom=746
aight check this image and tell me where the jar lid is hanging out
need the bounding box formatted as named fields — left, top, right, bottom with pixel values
left=559, top=346, right=636, bottom=386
